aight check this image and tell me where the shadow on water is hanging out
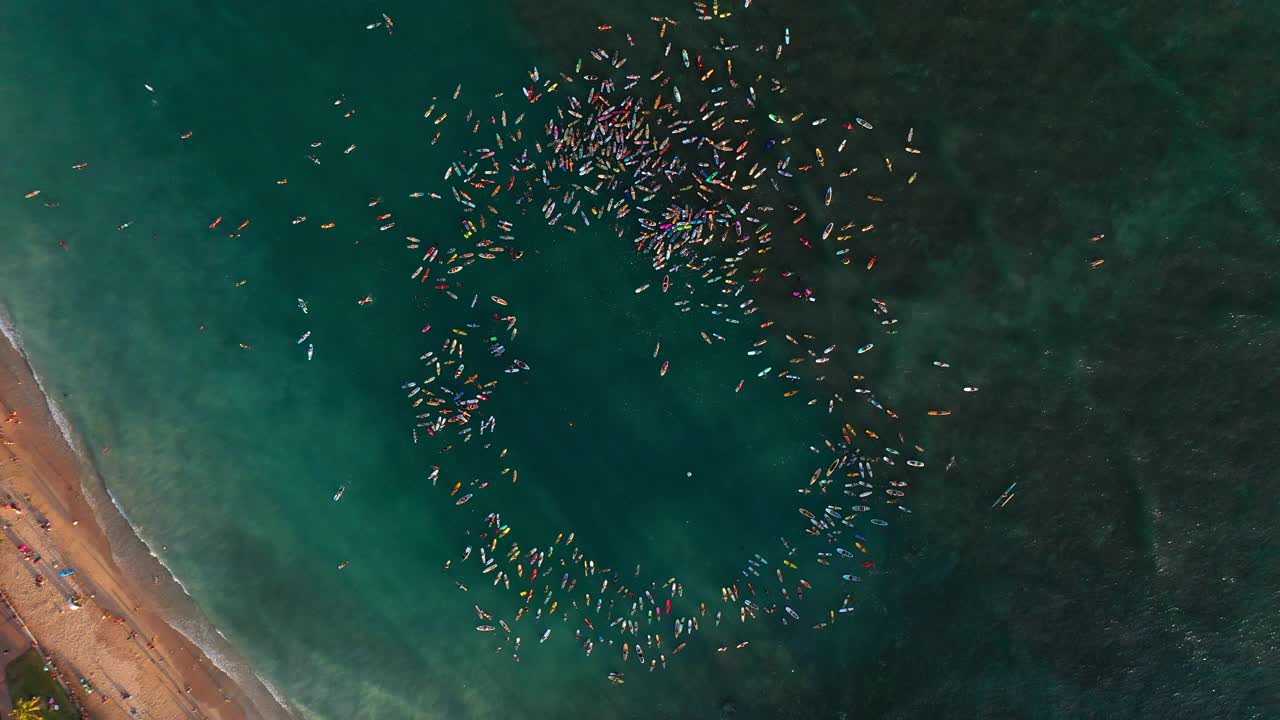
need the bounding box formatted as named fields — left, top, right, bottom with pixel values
left=506, top=0, right=1280, bottom=718
left=0, top=0, right=1276, bottom=718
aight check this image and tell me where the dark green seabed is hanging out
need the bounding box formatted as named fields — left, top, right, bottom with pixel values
left=0, top=1, right=1274, bottom=718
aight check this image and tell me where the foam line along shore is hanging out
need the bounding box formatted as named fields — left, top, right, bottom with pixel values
left=0, top=312, right=294, bottom=720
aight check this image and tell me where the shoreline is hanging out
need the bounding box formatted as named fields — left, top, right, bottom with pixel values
left=0, top=316, right=293, bottom=720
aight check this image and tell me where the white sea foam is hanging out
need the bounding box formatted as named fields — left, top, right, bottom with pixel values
left=105, top=477, right=297, bottom=719
left=0, top=308, right=26, bottom=359
left=0, top=307, right=78, bottom=454
left=3, top=305, right=196, bottom=606
left=168, top=612, right=296, bottom=718
left=0, top=304, right=297, bottom=720
left=102, top=486, right=194, bottom=597
left=254, top=673, right=296, bottom=717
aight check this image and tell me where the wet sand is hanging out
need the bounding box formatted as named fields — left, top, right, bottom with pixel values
left=0, top=332, right=259, bottom=720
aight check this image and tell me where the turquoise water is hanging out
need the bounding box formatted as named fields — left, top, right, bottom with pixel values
left=1, top=1, right=1276, bottom=719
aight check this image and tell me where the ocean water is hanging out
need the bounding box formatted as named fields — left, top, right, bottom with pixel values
left=1, top=1, right=1276, bottom=719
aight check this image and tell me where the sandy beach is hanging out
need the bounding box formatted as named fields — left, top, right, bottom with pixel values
left=0, top=331, right=270, bottom=720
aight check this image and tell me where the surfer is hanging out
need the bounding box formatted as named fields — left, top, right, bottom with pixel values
left=79, top=0, right=952, bottom=677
